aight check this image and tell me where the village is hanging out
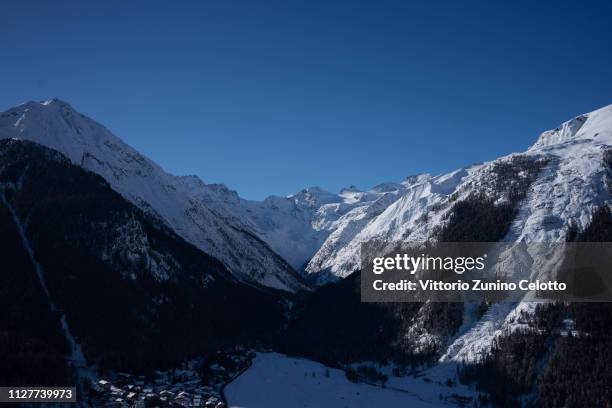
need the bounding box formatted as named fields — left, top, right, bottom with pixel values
left=88, top=348, right=255, bottom=408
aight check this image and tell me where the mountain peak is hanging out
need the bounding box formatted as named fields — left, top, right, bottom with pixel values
left=403, top=173, right=431, bottom=186
left=530, top=103, right=612, bottom=152
left=0, top=98, right=119, bottom=165
left=41, top=97, right=68, bottom=106
left=529, top=114, right=588, bottom=151
left=370, top=182, right=403, bottom=193
left=289, top=186, right=340, bottom=208
left=339, top=185, right=361, bottom=194
left=17, top=98, right=73, bottom=110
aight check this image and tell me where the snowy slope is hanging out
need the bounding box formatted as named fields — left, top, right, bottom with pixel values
left=440, top=105, right=612, bottom=362
left=218, top=186, right=343, bottom=272
left=230, top=176, right=435, bottom=283
left=226, top=352, right=475, bottom=408
left=304, top=104, right=612, bottom=283
left=509, top=106, right=612, bottom=241
left=216, top=182, right=413, bottom=276
left=290, top=104, right=612, bottom=363
left=0, top=99, right=306, bottom=292
left=304, top=170, right=472, bottom=280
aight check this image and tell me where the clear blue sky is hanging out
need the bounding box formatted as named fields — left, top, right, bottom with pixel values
left=1, top=0, right=611, bottom=199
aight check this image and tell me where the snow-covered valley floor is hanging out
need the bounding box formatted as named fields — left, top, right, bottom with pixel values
left=225, top=353, right=477, bottom=408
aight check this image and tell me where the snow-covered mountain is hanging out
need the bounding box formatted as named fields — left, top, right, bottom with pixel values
left=290, top=103, right=612, bottom=365
left=0, top=99, right=307, bottom=293
left=237, top=184, right=411, bottom=279
left=3, top=97, right=612, bottom=396
left=281, top=103, right=612, bottom=380
left=0, top=99, right=421, bottom=287
left=436, top=105, right=612, bottom=363
left=302, top=104, right=612, bottom=283
left=2, top=99, right=611, bottom=296
left=208, top=103, right=612, bottom=287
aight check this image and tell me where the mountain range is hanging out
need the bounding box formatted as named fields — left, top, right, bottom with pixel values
left=2, top=98, right=612, bottom=406
left=2, top=99, right=611, bottom=290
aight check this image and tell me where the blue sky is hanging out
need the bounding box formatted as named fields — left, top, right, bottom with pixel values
left=1, top=0, right=612, bottom=199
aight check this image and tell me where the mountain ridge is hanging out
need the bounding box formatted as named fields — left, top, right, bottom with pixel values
left=0, top=99, right=309, bottom=293
left=2, top=99, right=611, bottom=290
left=3, top=99, right=612, bottom=405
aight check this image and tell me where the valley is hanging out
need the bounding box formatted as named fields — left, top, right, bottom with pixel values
left=1, top=99, right=612, bottom=407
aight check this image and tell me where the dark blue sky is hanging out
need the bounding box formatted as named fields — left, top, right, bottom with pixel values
left=2, top=1, right=611, bottom=199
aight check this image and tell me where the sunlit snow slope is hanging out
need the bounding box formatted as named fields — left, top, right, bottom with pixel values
left=303, top=104, right=612, bottom=282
